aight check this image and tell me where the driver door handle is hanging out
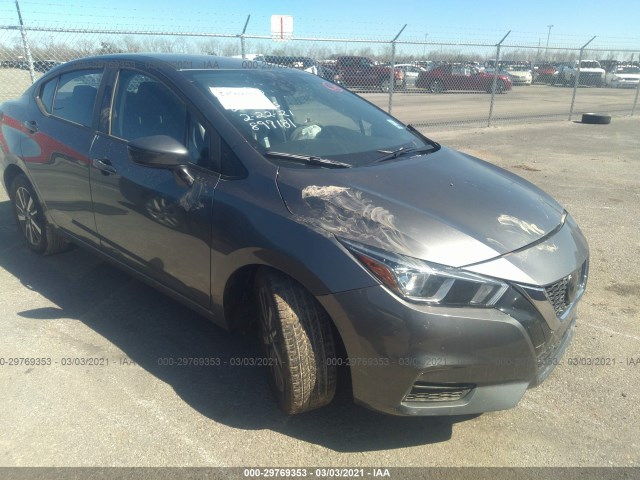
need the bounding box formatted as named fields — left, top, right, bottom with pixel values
left=92, top=158, right=117, bottom=175
left=23, top=120, right=38, bottom=134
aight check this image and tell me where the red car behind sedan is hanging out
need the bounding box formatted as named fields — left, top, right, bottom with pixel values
left=416, top=64, right=512, bottom=93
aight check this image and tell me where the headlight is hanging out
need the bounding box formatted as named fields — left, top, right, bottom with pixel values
left=339, top=238, right=508, bottom=307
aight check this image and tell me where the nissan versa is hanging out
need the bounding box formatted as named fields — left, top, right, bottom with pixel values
left=0, top=54, right=589, bottom=416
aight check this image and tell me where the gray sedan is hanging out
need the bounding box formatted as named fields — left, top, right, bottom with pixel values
left=0, top=53, right=588, bottom=416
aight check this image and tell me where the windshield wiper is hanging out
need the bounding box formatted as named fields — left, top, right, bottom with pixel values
left=264, top=151, right=352, bottom=169
left=375, top=145, right=437, bottom=163
left=375, top=125, right=440, bottom=163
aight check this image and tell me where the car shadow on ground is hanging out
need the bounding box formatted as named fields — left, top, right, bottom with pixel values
left=0, top=200, right=478, bottom=452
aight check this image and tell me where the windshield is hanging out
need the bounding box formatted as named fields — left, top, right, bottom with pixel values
left=580, top=61, right=601, bottom=69
left=185, top=69, right=431, bottom=167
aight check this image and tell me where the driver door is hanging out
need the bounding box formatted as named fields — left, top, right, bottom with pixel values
left=89, top=69, right=219, bottom=308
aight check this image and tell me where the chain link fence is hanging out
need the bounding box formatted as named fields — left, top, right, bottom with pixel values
left=1, top=21, right=639, bottom=128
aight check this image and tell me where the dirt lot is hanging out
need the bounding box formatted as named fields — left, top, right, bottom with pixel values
left=0, top=113, right=639, bottom=471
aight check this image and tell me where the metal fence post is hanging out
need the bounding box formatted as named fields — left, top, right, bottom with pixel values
left=239, top=14, right=250, bottom=59
left=487, top=31, right=510, bottom=127
left=388, top=24, right=407, bottom=114
left=14, top=0, right=36, bottom=84
left=568, top=36, right=596, bottom=121
left=632, top=52, right=640, bottom=116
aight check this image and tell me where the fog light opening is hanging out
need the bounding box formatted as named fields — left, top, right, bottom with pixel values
left=403, top=382, right=475, bottom=403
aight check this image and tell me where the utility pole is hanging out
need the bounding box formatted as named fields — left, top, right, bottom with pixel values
left=546, top=25, right=554, bottom=48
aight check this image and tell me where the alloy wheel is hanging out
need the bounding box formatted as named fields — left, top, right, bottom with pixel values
left=14, top=186, right=42, bottom=247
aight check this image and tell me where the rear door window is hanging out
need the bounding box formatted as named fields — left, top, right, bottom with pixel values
left=51, top=69, right=103, bottom=127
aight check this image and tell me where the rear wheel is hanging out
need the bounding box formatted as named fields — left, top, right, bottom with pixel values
left=255, top=268, right=337, bottom=414
left=10, top=174, right=68, bottom=255
left=380, top=78, right=391, bottom=93
left=429, top=79, right=444, bottom=93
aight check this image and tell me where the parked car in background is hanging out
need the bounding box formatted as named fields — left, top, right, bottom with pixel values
left=414, top=60, right=434, bottom=71
left=605, top=65, right=640, bottom=88
left=263, top=55, right=336, bottom=81
left=532, top=64, right=557, bottom=84
left=333, top=56, right=405, bottom=92
left=0, top=58, right=62, bottom=73
left=504, top=65, right=532, bottom=85
left=388, top=63, right=427, bottom=88
left=0, top=53, right=588, bottom=417
left=484, top=64, right=532, bottom=86
left=416, top=63, right=512, bottom=93
left=556, top=60, right=605, bottom=87
left=231, top=53, right=264, bottom=62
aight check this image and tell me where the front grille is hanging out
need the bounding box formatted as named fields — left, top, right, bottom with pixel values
left=545, top=276, right=571, bottom=316
left=544, top=261, right=588, bottom=318
left=578, top=73, right=603, bottom=84
left=403, top=383, right=474, bottom=403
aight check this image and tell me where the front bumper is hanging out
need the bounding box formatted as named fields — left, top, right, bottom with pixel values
left=575, top=73, right=604, bottom=86
left=318, top=217, right=588, bottom=416
left=611, top=79, right=640, bottom=88
left=509, top=77, right=532, bottom=85
left=318, top=283, right=577, bottom=416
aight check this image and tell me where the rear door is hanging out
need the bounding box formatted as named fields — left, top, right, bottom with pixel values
left=23, top=68, right=105, bottom=245
left=88, top=68, right=219, bottom=308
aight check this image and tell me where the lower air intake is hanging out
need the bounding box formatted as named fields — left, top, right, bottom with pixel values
left=403, top=383, right=474, bottom=403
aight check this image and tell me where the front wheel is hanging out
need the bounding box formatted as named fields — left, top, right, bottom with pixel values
left=487, top=80, right=506, bottom=94
left=10, top=174, right=68, bottom=255
left=255, top=268, right=337, bottom=414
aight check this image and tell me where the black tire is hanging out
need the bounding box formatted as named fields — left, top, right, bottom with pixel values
left=255, top=268, right=337, bottom=414
left=581, top=113, right=611, bottom=125
left=495, top=79, right=506, bottom=94
left=429, top=79, right=444, bottom=93
left=380, top=78, right=391, bottom=93
left=10, top=174, right=69, bottom=255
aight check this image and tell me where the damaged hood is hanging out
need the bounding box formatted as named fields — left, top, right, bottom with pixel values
left=276, top=146, right=565, bottom=267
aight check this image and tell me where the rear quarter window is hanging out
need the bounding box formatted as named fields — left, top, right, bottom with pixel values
left=38, top=78, right=57, bottom=114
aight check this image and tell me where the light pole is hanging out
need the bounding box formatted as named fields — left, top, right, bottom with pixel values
left=423, top=33, right=428, bottom=59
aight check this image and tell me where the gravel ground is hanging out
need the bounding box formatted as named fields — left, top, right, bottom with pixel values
left=0, top=116, right=638, bottom=471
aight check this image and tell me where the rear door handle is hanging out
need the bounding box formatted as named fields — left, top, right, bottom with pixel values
left=23, top=120, right=38, bottom=133
left=92, top=158, right=117, bottom=175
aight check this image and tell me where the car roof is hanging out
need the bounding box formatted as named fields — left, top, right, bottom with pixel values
left=60, top=53, right=252, bottom=71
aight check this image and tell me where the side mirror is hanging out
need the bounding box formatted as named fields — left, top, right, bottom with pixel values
left=128, top=135, right=188, bottom=168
